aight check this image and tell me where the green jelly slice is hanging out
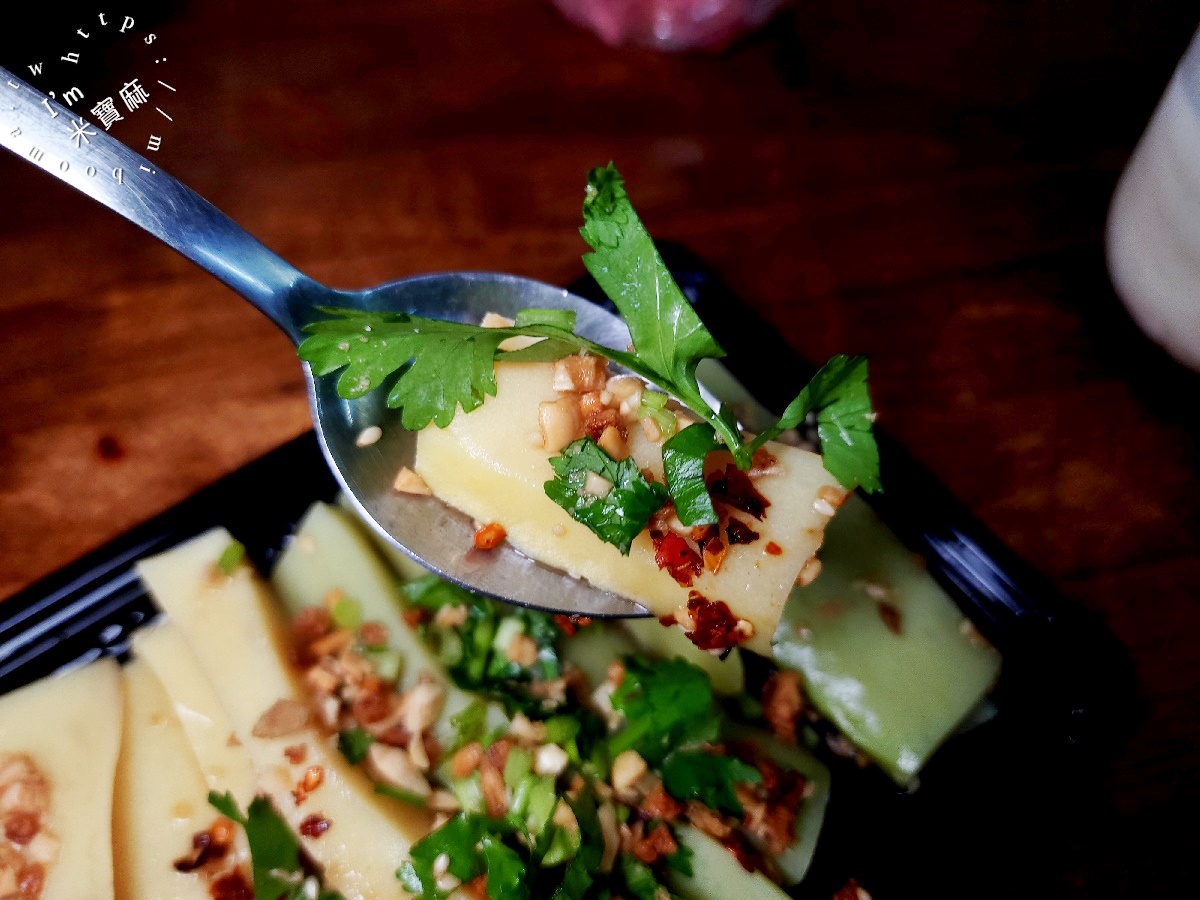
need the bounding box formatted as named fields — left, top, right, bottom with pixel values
left=773, top=495, right=1001, bottom=785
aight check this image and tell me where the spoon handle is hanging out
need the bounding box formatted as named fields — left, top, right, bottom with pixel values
left=0, top=67, right=310, bottom=342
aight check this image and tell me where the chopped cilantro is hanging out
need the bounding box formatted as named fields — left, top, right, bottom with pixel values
left=621, top=853, right=678, bottom=900
left=207, top=791, right=345, bottom=900
left=336, top=727, right=374, bottom=764
left=449, top=699, right=489, bottom=751
left=607, top=657, right=718, bottom=766
left=664, top=841, right=694, bottom=878
left=660, top=423, right=721, bottom=526
left=480, top=835, right=530, bottom=899
left=660, top=750, right=762, bottom=817
left=403, top=574, right=564, bottom=713
left=544, top=438, right=669, bottom=554
left=216, top=540, right=246, bottom=576
left=397, top=813, right=508, bottom=896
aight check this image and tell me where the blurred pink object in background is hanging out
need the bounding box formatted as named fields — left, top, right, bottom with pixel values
left=552, top=0, right=787, bottom=51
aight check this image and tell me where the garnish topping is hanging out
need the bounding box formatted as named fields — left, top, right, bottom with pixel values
left=207, top=791, right=345, bottom=900
left=543, top=438, right=669, bottom=555
left=298, top=164, right=880, bottom=553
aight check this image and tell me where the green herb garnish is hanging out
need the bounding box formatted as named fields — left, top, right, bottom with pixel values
left=298, top=163, right=880, bottom=554
left=607, top=656, right=718, bottom=766
left=579, top=163, right=879, bottom=492
left=543, top=438, right=670, bottom=554
left=659, top=750, right=762, bottom=817
left=660, top=423, right=722, bottom=526
left=207, top=791, right=345, bottom=900
left=216, top=540, right=246, bottom=576
left=336, top=727, right=374, bottom=765
left=403, top=574, right=564, bottom=712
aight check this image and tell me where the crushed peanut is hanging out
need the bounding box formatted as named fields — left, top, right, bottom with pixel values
left=251, top=699, right=310, bottom=739
left=393, top=466, right=433, bottom=496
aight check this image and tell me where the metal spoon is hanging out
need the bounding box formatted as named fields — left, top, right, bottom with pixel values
left=0, top=67, right=648, bottom=618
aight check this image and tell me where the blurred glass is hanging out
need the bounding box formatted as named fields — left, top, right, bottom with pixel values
left=1106, top=27, right=1200, bottom=371
left=552, top=0, right=787, bottom=51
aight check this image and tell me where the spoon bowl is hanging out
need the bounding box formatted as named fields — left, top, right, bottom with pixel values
left=1, top=67, right=647, bottom=618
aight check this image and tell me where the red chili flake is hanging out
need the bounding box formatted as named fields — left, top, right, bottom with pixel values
left=299, top=815, right=331, bottom=838
left=352, top=687, right=390, bottom=725
left=290, top=607, right=333, bottom=664
left=876, top=601, right=903, bottom=635
left=174, top=829, right=229, bottom=872
left=553, top=614, right=592, bottom=636
left=658, top=614, right=677, bottom=627
left=210, top=871, right=254, bottom=900
left=402, top=607, right=429, bottom=629
left=17, top=863, right=46, bottom=897
left=473, top=522, right=507, bottom=550
left=764, top=541, right=783, bottom=556
left=283, top=744, right=308, bottom=765
left=684, top=592, right=747, bottom=651
left=651, top=530, right=703, bottom=587
left=4, top=810, right=38, bottom=845
left=725, top=519, right=760, bottom=545
left=707, top=464, right=770, bottom=520
left=359, top=620, right=389, bottom=648
left=701, top=535, right=728, bottom=575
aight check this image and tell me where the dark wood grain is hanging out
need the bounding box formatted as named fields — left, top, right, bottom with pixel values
left=2, top=2, right=1197, bottom=896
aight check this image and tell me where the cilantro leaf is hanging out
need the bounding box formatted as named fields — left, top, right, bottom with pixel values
left=544, top=438, right=669, bottom=554
left=579, top=164, right=880, bottom=491
left=207, top=792, right=346, bottom=900
left=607, top=657, right=718, bottom=765
left=337, top=727, right=374, bottom=764
left=480, top=835, right=530, bottom=899
left=621, top=853, right=678, bottom=900
left=398, top=813, right=512, bottom=897
left=746, top=353, right=881, bottom=493
left=582, top=164, right=726, bottom=401
left=664, top=840, right=694, bottom=878
left=661, top=423, right=721, bottom=526
left=299, top=310, right=584, bottom=430
left=660, top=750, right=762, bottom=816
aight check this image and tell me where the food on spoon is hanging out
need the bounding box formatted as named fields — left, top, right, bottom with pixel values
left=0, top=657, right=122, bottom=900
left=298, top=164, right=880, bottom=651
left=414, top=358, right=843, bottom=655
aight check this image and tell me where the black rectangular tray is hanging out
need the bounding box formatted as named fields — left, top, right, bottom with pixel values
left=0, top=243, right=1138, bottom=899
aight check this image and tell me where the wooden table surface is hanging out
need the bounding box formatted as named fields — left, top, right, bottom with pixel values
left=2, top=1, right=1197, bottom=897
